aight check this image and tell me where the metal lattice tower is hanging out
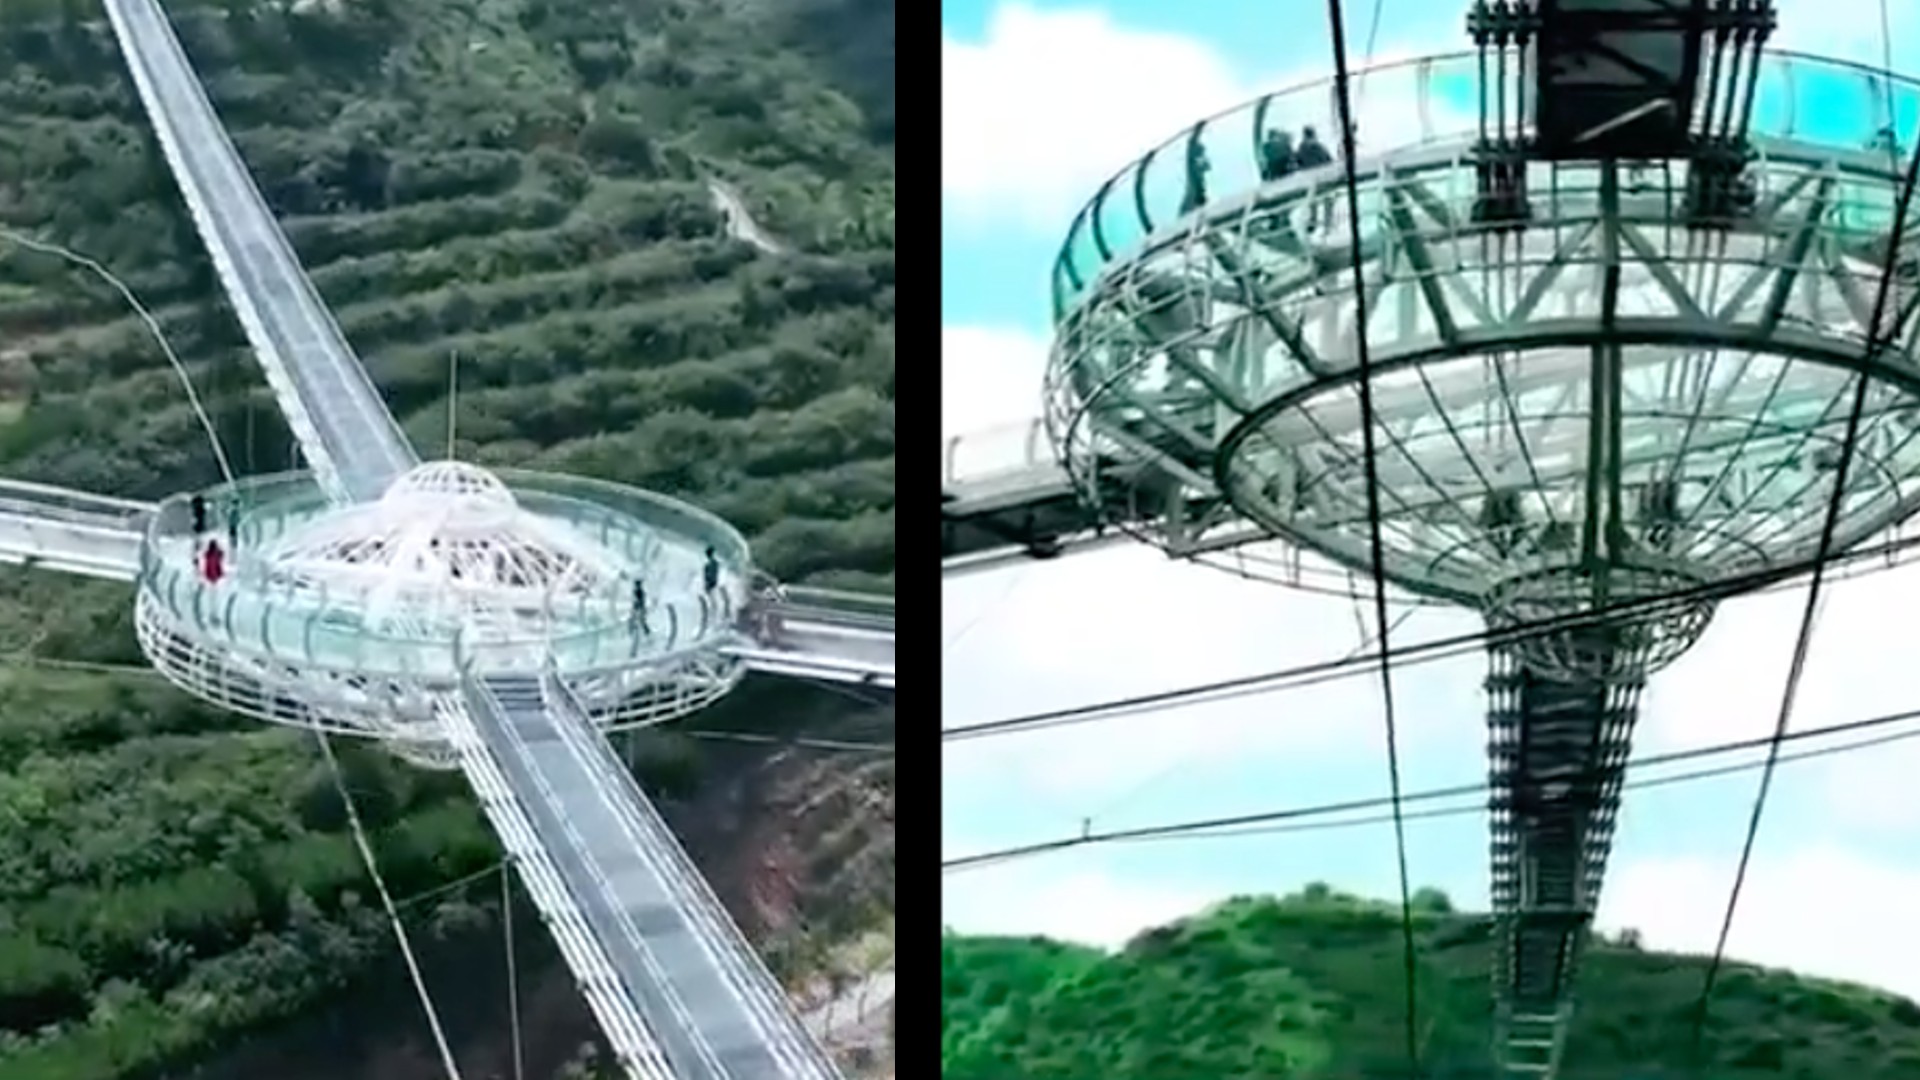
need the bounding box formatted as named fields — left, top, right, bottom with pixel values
left=1038, top=1, right=1920, bottom=1074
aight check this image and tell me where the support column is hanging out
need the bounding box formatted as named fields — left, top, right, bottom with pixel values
left=1485, top=635, right=1644, bottom=1077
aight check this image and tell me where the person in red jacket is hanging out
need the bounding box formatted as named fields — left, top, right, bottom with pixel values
left=201, top=539, right=225, bottom=585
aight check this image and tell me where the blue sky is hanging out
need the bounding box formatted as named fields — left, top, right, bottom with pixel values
left=942, top=0, right=1920, bottom=996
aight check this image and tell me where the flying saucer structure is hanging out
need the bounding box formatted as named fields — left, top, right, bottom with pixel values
left=1036, top=0, right=1920, bottom=1074
left=134, top=461, right=752, bottom=767
left=0, top=0, right=900, bottom=1074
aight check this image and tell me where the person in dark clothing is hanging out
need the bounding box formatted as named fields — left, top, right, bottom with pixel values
left=190, top=494, right=208, bottom=535
left=1295, top=125, right=1333, bottom=168
left=702, top=547, right=720, bottom=593
left=201, top=539, right=225, bottom=585
left=1870, top=126, right=1901, bottom=161
left=1259, top=128, right=1295, bottom=182
left=758, top=596, right=784, bottom=642
left=226, top=502, right=240, bottom=551
left=629, top=578, right=650, bottom=636
left=1295, top=126, right=1335, bottom=232
left=1180, top=132, right=1211, bottom=214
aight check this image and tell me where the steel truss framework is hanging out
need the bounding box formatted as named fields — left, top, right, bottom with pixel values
left=1485, top=643, right=1644, bottom=1075
left=985, top=46, right=1920, bottom=594
left=0, top=479, right=891, bottom=753
left=1049, top=146, right=1920, bottom=618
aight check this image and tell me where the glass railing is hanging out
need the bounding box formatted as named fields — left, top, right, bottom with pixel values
left=0, top=478, right=153, bottom=528
left=137, top=468, right=756, bottom=682
left=490, top=467, right=754, bottom=592
left=778, top=585, right=896, bottom=612
left=1053, top=48, right=1920, bottom=318
left=943, top=418, right=1057, bottom=488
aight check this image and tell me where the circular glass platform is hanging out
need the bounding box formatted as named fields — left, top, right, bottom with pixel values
left=133, top=463, right=754, bottom=758
left=1043, top=49, right=1920, bottom=677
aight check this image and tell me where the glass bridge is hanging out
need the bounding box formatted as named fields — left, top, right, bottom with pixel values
left=78, top=0, right=895, bottom=1075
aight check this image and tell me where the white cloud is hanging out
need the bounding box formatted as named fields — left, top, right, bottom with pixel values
left=941, top=0, right=1914, bottom=235
left=1639, top=560, right=1920, bottom=761
left=1605, top=845, right=1920, bottom=1000
left=941, top=325, right=1050, bottom=449
left=942, top=5, right=1471, bottom=230
left=943, top=854, right=1220, bottom=947
left=944, top=6, right=1251, bottom=229
left=1770, top=0, right=1920, bottom=62
left=942, top=542, right=1485, bottom=813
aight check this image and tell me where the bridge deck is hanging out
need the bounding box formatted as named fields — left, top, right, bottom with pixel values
left=0, top=480, right=152, bottom=581
left=461, top=676, right=839, bottom=1080
left=103, top=0, right=417, bottom=504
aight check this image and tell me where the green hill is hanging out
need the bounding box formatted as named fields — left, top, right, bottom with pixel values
left=942, top=886, right=1920, bottom=1079
left=0, top=0, right=894, bottom=1075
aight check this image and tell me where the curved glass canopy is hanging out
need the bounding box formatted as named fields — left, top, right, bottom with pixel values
left=1052, top=49, right=1920, bottom=316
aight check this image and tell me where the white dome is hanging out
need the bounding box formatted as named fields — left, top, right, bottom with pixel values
left=265, top=462, right=626, bottom=640
left=384, top=460, right=515, bottom=506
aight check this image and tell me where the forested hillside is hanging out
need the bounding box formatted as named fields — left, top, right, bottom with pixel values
left=942, top=888, right=1920, bottom=1079
left=0, top=0, right=895, bottom=1075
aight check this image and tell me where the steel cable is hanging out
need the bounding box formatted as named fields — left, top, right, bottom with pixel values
left=944, top=701, right=1920, bottom=873
left=1323, top=0, right=1423, bottom=1068
left=944, top=529, right=1920, bottom=743
left=1686, top=9, right=1920, bottom=1066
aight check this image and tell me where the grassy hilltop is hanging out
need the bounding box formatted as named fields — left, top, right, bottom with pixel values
left=943, top=887, right=1920, bottom=1080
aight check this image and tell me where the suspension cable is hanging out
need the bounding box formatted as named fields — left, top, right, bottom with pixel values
left=944, top=527, right=1920, bottom=744
left=1688, top=14, right=1920, bottom=1061
left=1322, top=0, right=1421, bottom=1068
left=944, top=700, right=1920, bottom=873
left=504, top=858, right=525, bottom=1080
left=959, top=720, right=1920, bottom=869
left=0, top=228, right=234, bottom=484
left=312, top=727, right=466, bottom=1079
left=80, top=247, right=466, bottom=1075
left=0, top=229, right=456, bottom=1070
left=1081, top=605, right=1416, bottom=829
left=1351, top=0, right=1389, bottom=112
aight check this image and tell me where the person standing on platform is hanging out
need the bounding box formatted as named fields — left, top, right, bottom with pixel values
left=201, top=539, right=225, bottom=585
left=700, top=546, right=723, bottom=630
left=759, top=594, right=785, bottom=643
left=1295, top=125, right=1335, bottom=232
left=226, top=501, right=241, bottom=553
left=1181, top=131, right=1211, bottom=214
left=1259, top=128, right=1295, bottom=182
left=630, top=578, right=650, bottom=637
left=190, top=493, right=208, bottom=535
